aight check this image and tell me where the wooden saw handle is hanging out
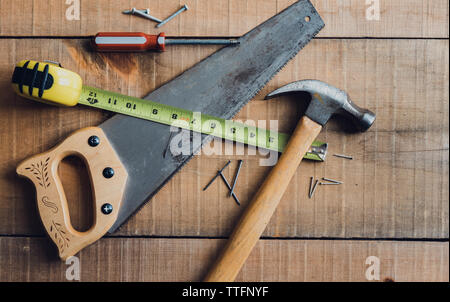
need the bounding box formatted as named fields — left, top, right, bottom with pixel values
left=16, top=127, right=128, bottom=260
left=204, top=116, right=322, bottom=282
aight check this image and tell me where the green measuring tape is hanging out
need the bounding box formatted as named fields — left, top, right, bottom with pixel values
left=79, top=87, right=327, bottom=160
left=12, top=60, right=327, bottom=161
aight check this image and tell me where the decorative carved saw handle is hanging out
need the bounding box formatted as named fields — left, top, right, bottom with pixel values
left=17, top=127, right=127, bottom=260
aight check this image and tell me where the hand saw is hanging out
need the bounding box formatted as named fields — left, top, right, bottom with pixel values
left=15, top=0, right=324, bottom=260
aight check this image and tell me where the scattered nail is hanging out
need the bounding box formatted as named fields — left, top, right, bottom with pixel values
left=322, top=177, right=342, bottom=184
left=128, top=7, right=163, bottom=23
left=203, top=160, right=231, bottom=191
left=156, top=4, right=189, bottom=28
left=123, top=8, right=150, bottom=15
left=310, top=179, right=319, bottom=198
left=229, top=160, right=243, bottom=198
left=308, top=177, right=314, bottom=198
left=333, top=153, right=353, bottom=160
left=220, top=172, right=240, bottom=206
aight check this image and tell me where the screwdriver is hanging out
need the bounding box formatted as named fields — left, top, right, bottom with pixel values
left=92, top=32, right=239, bottom=52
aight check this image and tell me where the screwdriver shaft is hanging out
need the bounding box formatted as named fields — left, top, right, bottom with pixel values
left=165, top=39, right=239, bottom=45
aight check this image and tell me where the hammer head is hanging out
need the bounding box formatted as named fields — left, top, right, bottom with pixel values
left=265, top=80, right=375, bottom=131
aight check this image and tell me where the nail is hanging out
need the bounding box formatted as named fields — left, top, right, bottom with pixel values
left=322, top=177, right=342, bottom=184
left=333, top=153, right=353, bottom=160
left=220, top=172, right=240, bottom=206
left=310, top=179, right=319, bottom=198
left=229, top=160, right=243, bottom=197
left=156, top=4, right=189, bottom=28
left=203, top=160, right=231, bottom=191
left=123, top=8, right=150, bottom=15
left=308, top=177, right=314, bottom=198
left=319, top=182, right=341, bottom=185
left=131, top=8, right=163, bottom=23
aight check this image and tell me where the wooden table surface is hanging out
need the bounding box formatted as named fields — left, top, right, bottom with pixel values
left=0, top=0, right=448, bottom=282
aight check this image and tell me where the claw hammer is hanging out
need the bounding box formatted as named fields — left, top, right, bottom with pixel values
left=204, top=80, right=376, bottom=281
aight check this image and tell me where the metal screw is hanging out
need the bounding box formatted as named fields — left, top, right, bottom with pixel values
left=101, top=203, right=113, bottom=215
left=219, top=172, right=240, bottom=206
left=88, top=135, right=100, bottom=147
left=129, top=7, right=162, bottom=23
left=103, top=167, right=115, bottom=179
left=333, top=153, right=353, bottom=160
left=229, top=160, right=243, bottom=197
left=156, top=4, right=189, bottom=28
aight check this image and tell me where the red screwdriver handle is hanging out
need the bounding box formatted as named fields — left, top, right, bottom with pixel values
left=92, top=32, right=166, bottom=52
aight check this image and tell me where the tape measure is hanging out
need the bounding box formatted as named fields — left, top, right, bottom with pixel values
left=12, top=60, right=327, bottom=161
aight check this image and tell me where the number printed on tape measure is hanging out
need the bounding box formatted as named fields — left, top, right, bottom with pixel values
left=78, top=86, right=294, bottom=154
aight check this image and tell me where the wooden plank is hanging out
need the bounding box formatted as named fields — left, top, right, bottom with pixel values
left=0, top=237, right=447, bottom=281
left=0, top=0, right=448, bottom=38
left=0, top=38, right=448, bottom=239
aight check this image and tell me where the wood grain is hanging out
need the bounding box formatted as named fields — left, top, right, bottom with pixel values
left=0, top=0, right=447, bottom=38
left=0, top=237, right=447, bottom=281
left=0, top=38, right=447, bottom=239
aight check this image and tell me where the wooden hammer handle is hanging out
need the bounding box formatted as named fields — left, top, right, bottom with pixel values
left=204, top=116, right=322, bottom=282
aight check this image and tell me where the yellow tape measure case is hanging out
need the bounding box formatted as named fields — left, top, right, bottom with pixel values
left=12, top=60, right=82, bottom=107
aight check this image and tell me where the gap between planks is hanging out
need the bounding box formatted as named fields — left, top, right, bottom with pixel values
left=0, top=234, right=447, bottom=243
left=0, top=36, right=448, bottom=40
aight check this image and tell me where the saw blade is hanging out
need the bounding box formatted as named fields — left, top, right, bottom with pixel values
left=101, top=0, right=324, bottom=232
